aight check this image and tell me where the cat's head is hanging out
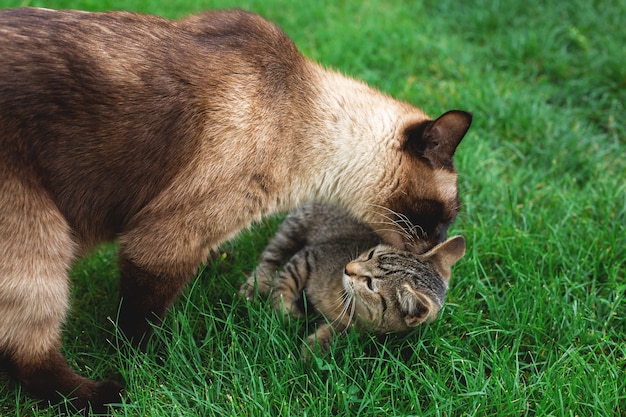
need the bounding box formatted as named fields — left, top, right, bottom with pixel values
left=367, top=110, right=472, bottom=254
left=342, top=235, right=465, bottom=333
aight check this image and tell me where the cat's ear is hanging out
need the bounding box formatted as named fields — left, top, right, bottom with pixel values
left=404, top=292, right=434, bottom=327
left=419, top=235, right=466, bottom=282
left=404, top=110, right=472, bottom=168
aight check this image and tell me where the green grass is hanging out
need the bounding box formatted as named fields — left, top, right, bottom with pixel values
left=1, top=0, right=625, bottom=416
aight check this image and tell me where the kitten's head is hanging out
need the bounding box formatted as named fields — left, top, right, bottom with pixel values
left=367, top=110, right=472, bottom=254
left=342, top=235, right=465, bottom=333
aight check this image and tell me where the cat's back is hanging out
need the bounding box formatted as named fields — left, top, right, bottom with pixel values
left=0, top=8, right=309, bottom=159
left=0, top=8, right=172, bottom=67
left=0, top=8, right=292, bottom=55
left=291, top=203, right=381, bottom=248
left=0, top=8, right=311, bottom=240
left=0, top=8, right=302, bottom=97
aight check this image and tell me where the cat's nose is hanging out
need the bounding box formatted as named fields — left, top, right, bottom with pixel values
left=344, top=262, right=356, bottom=276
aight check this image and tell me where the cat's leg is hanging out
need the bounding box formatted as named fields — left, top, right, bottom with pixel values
left=302, top=310, right=356, bottom=359
left=240, top=213, right=308, bottom=300
left=0, top=175, right=122, bottom=413
left=302, top=323, right=336, bottom=359
left=7, top=350, right=123, bottom=414
left=269, top=249, right=318, bottom=317
left=117, top=211, right=208, bottom=348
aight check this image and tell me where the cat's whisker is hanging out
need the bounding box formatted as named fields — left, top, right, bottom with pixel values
left=366, top=203, right=413, bottom=225
left=389, top=212, right=426, bottom=242
left=370, top=210, right=414, bottom=233
left=373, top=227, right=416, bottom=245
left=371, top=221, right=416, bottom=243
left=346, top=294, right=357, bottom=326
left=374, top=204, right=427, bottom=240
left=330, top=290, right=354, bottom=329
left=329, top=290, right=349, bottom=312
left=366, top=203, right=425, bottom=244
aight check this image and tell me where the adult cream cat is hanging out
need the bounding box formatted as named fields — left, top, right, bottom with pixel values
left=0, top=7, right=471, bottom=413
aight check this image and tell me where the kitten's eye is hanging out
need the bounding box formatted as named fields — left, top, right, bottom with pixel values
left=366, top=249, right=375, bottom=260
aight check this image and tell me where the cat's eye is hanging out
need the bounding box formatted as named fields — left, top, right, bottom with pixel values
left=366, top=249, right=375, bottom=260
left=364, top=276, right=373, bottom=291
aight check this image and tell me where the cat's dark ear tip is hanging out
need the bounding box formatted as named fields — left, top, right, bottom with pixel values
left=447, top=109, right=473, bottom=118
left=440, top=109, right=473, bottom=130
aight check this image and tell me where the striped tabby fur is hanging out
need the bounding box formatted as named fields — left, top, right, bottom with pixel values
left=241, top=203, right=465, bottom=355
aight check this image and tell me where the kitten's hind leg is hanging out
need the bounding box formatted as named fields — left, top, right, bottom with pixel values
left=0, top=174, right=122, bottom=413
left=241, top=212, right=309, bottom=300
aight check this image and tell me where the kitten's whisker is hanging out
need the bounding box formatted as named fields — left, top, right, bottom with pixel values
left=347, top=294, right=356, bottom=326
left=331, top=290, right=354, bottom=329
left=330, top=289, right=348, bottom=314
left=329, top=290, right=349, bottom=312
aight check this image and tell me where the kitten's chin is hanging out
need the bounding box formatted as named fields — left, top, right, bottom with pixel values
left=342, top=274, right=355, bottom=296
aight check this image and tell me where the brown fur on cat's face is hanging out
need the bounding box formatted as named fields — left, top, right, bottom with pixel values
left=343, top=236, right=466, bottom=333
left=364, top=111, right=472, bottom=254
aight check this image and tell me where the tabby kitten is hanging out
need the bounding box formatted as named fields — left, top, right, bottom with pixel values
left=0, top=8, right=471, bottom=412
left=242, top=203, right=465, bottom=355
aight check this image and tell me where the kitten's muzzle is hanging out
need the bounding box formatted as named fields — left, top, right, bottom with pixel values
left=344, top=262, right=360, bottom=278
left=344, top=264, right=373, bottom=290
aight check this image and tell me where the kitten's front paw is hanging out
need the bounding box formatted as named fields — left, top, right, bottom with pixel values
left=239, top=277, right=257, bottom=301
left=271, top=294, right=306, bottom=318
left=240, top=270, right=273, bottom=301
left=301, top=326, right=334, bottom=360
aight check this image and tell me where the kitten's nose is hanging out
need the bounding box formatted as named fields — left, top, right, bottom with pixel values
left=344, top=262, right=356, bottom=276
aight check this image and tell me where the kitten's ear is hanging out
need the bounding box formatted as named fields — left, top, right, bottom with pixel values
left=404, top=292, right=433, bottom=327
left=405, top=110, right=472, bottom=168
left=420, top=235, right=466, bottom=282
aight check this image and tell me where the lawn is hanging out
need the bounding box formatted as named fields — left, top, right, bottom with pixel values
left=0, top=0, right=624, bottom=416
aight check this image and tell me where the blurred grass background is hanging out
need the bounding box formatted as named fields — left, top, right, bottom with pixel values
left=0, top=0, right=624, bottom=416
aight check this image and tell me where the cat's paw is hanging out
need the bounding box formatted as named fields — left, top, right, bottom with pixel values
left=239, top=277, right=257, bottom=301
left=301, top=338, right=331, bottom=362
left=301, top=326, right=334, bottom=360
left=88, top=379, right=124, bottom=414
left=240, top=271, right=273, bottom=301
left=271, top=294, right=306, bottom=318
left=58, top=379, right=124, bottom=416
